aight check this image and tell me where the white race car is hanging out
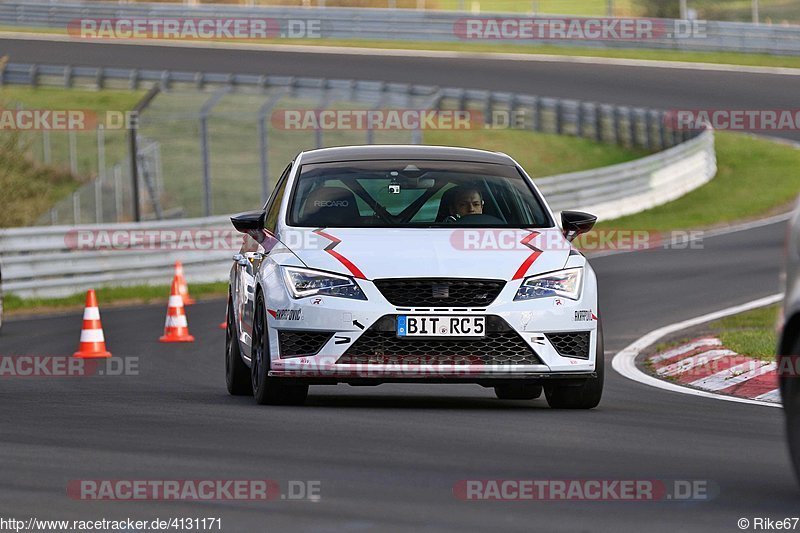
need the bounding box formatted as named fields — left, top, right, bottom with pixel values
left=225, top=145, right=602, bottom=408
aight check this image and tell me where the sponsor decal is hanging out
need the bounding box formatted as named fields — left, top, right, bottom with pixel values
left=574, top=310, right=597, bottom=322
left=313, top=200, right=349, bottom=207
left=269, top=309, right=302, bottom=321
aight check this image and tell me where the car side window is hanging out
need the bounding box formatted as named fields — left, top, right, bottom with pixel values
left=264, top=163, right=293, bottom=232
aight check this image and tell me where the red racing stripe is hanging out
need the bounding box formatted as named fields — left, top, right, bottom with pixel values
left=313, top=228, right=366, bottom=279
left=512, top=231, right=542, bottom=280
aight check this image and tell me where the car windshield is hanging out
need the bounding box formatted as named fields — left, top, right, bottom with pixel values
left=287, top=160, right=552, bottom=228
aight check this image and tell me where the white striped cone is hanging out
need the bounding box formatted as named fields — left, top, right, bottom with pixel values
left=160, top=276, right=195, bottom=343
left=73, top=289, right=111, bottom=358
left=174, top=261, right=196, bottom=305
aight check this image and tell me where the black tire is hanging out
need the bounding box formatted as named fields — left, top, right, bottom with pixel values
left=494, top=383, right=542, bottom=400
left=225, top=295, right=252, bottom=396
left=545, top=323, right=604, bottom=409
left=784, top=336, right=800, bottom=485
left=251, top=292, right=308, bottom=406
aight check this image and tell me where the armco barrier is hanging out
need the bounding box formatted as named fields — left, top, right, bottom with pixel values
left=2, top=1, right=800, bottom=55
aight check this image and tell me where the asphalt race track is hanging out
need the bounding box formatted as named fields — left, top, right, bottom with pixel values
left=0, top=38, right=798, bottom=531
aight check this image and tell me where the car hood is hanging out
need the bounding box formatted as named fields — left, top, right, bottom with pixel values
left=282, top=227, right=572, bottom=281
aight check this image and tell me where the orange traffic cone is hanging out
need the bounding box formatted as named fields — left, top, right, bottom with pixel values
left=159, top=276, right=195, bottom=343
left=219, top=321, right=226, bottom=330
left=73, top=289, right=112, bottom=358
left=174, top=261, right=196, bottom=305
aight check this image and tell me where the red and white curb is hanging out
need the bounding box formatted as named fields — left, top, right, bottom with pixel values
left=648, top=337, right=779, bottom=403
left=612, top=294, right=783, bottom=408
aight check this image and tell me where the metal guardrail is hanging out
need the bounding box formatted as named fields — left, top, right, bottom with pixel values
left=537, top=128, right=716, bottom=220
left=0, top=62, right=716, bottom=297
left=3, top=1, right=800, bottom=55
left=0, top=216, right=233, bottom=298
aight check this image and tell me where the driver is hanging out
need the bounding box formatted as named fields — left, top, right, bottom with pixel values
left=448, top=186, right=484, bottom=219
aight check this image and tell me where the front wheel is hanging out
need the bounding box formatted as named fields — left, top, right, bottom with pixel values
left=545, top=324, right=604, bottom=409
left=251, top=292, right=308, bottom=406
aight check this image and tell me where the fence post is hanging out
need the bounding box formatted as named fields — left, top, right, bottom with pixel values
left=72, top=191, right=80, bottom=224
left=42, top=129, right=51, bottom=164
left=114, top=164, right=123, bottom=222
left=95, top=177, right=103, bottom=223
left=199, top=87, right=230, bottom=217
left=68, top=130, right=77, bottom=175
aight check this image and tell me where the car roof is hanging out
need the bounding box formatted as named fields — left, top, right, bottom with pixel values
left=297, top=145, right=517, bottom=165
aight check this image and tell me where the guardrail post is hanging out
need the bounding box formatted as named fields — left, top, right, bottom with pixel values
left=128, top=69, right=139, bottom=90
left=63, top=65, right=73, bottom=88
left=576, top=102, right=584, bottom=138
left=554, top=100, right=563, bottom=135
left=95, top=67, right=104, bottom=90
left=595, top=104, right=603, bottom=142
left=532, top=97, right=541, bottom=132
left=627, top=107, right=636, bottom=147
left=29, top=64, right=38, bottom=87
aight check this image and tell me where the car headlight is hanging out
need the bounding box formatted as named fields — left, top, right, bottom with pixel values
left=514, top=267, right=583, bottom=301
left=282, top=266, right=367, bottom=300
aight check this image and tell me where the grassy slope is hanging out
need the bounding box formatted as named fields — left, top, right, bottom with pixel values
left=0, top=86, right=143, bottom=226
left=598, top=132, right=800, bottom=231
left=710, top=304, right=780, bottom=361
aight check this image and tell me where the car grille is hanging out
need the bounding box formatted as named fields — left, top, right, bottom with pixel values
left=336, top=315, right=542, bottom=366
left=373, top=278, right=505, bottom=307
left=546, top=332, right=591, bottom=359
left=278, top=331, right=334, bottom=358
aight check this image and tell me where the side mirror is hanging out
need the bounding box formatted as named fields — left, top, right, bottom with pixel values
left=231, top=210, right=266, bottom=234
left=561, top=211, right=597, bottom=242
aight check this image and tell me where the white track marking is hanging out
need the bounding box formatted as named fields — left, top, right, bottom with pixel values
left=689, top=361, right=776, bottom=391
left=649, top=338, right=722, bottom=364
left=611, top=293, right=784, bottom=408
left=657, top=349, right=737, bottom=377
left=755, top=389, right=782, bottom=402
left=4, top=31, right=800, bottom=76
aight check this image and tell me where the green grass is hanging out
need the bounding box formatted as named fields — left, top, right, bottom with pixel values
left=424, top=128, right=649, bottom=175
left=0, top=86, right=143, bottom=226
left=597, top=131, right=800, bottom=231
left=709, top=304, right=780, bottom=361
left=6, top=25, right=800, bottom=70
left=4, top=281, right=228, bottom=314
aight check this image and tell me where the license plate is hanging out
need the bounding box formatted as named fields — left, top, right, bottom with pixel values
left=397, top=315, right=486, bottom=337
